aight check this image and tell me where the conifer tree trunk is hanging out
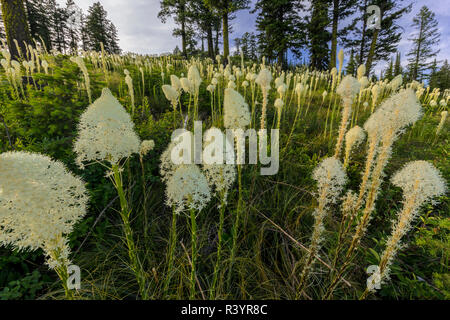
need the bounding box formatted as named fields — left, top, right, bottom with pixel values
left=412, top=19, right=424, bottom=80
left=214, top=28, right=219, bottom=56
left=222, top=11, right=229, bottom=62
left=365, top=28, right=379, bottom=75
left=358, top=0, right=368, bottom=65
left=181, top=18, right=187, bottom=58
left=1, top=0, right=31, bottom=59
left=207, top=25, right=214, bottom=58
left=330, top=0, right=339, bottom=69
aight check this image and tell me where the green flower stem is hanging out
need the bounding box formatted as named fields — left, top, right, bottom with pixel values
left=52, top=253, right=74, bottom=300
left=228, top=164, right=242, bottom=287
left=189, top=207, right=198, bottom=299
left=163, top=208, right=177, bottom=296
left=210, top=196, right=226, bottom=299
left=112, top=164, right=148, bottom=300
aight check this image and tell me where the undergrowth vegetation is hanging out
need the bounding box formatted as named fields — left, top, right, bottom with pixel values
left=0, top=46, right=448, bottom=300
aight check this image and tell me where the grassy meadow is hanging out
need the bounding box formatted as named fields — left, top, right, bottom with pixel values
left=0, top=47, right=448, bottom=300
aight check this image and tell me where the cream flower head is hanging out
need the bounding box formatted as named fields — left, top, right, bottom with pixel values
left=180, top=77, right=194, bottom=94
left=228, top=80, right=236, bottom=89
left=171, top=74, right=182, bottom=92
left=160, top=130, right=195, bottom=182
left=364, top=89, right=422, bottom=138
left=357, top=64, right=366, bottom=79
left=162, top=84, right=179, bottom=105
left=223, top=88, right=251, bottom=129
left=338, top=49, right=344, bottom=70
left=202, top=128, right=236, bottom=204
left=274, top=98, right=284, bottom=110
left=359, top=76, right=369, bottom=89
left=140, top=139, right=155, bottom=156
left=391, top=161, right=446, bottom=208
left=345, top=125, right=366, bottom=150
left=165, top=165, right=211, bottom=214
left=74, top=88, right=141, bottom=167
left=313, top=157, right=347, bottom=206
left=256, top=67, right=272, bottom=90
left=390, top=74, right=403, bottom=92
left=0, top=151, right=89, bottom=255
left=188, top=65, right=202, bottom=92
left=337, top=75, right=360, bottom=101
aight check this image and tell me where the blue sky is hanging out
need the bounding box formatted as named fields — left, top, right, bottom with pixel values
left=57, top=0, right=449, bottom=73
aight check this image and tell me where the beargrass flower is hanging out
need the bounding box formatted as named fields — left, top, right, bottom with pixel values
left=71, top=56, right=92, bottom=103
left=223, top=88, right=250, bottom=129
left=357, top=65, right=366, bottom=80
left=180, top=77, right=194, bottom=94
left=73, top=88, right=141, bottom=168
left=344, top=126, right=366, bottom=167
left=436, top=111, right=448, bottom=136
left=171, top=74, right=182, bottom=92
left=188, top=65, right=202, bottom=93
left=0, top=151, right=88, bottom=268
left=162, top=84, right=179, bottom=107
left=297, top=157, right=347, bottom=296
left=337, top=75, right=360, bottom=103
left=364, top=161, right=446, bottom=295
left=165, top=164, right=211, bottom=215
left=202, top=128, right=236, bottom=204
left=140, top=140, right=155, bottom=156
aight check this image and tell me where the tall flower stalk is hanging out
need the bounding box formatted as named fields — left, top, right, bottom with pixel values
left=165, top=165, right=211, bottom=298
left=360, top=161, right=445, bottom=299
left=73, top=88, right=148, bottom=299
left=296, top=157, right=347, bottom=298
left=326, top=89, right=423, bottom=299
left=71, top=56, right=92, bottom=104
left=110, top=162, right=147, bottom=298
left=0, top=151, right=89, bottom=300
left=334, top=76, right=360, bottom=158
left=223, top=88, right=250, bottom=286
left=202, top=129, right=236, bottom=299
left=256, top=67, right=272, bottom=130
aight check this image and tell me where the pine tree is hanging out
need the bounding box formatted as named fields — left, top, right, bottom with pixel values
left=393, top=51, right=402, bottom=76
left=25, top=0, right=52, bottom=50
left=249, top=32, right=258, bottom=60
left=213, top=15, right=221, bottom=56
left=253, top=0, right=304, bottom=68
left=345, top=48, right=357, bottom=76
left=191, top=0, right=220, bottom=58
left=365, top=0, right=411, bottom=75
left=52, top=3, right=68, bottom=53
left=384, top=57, right=393, bottom=80
left=84, top=2, right=119, bottom=53
left=65, top=0, right=82, bottom=54
left=84, top=2, right=107, bottom=52
left=106, top=22, right=120, bottom=54
left=237, top=31, right=257, bottom=60
left=329, top=0, right=357, bottom=69
left=343, top=0, right=411, bottom=75
left=0, top=9, right=5, bottom=40
left=0, top=0, right=32, bottom=59
left=80, top=13, right=89, bottom=51
left=307, top=0, right=330, bottom=70
left=158, top=0, right=191, bottom=58
left=406, top=6, right=440, bottom=82
left=234, top=37, right=241, bottom=55
left=173, top=45, right=181, bottom=55
left=204, top=0, right=250, bottom=63
left=430, top=60, right=450, bottom=90
left=428, top=58, right=438, bottom=85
